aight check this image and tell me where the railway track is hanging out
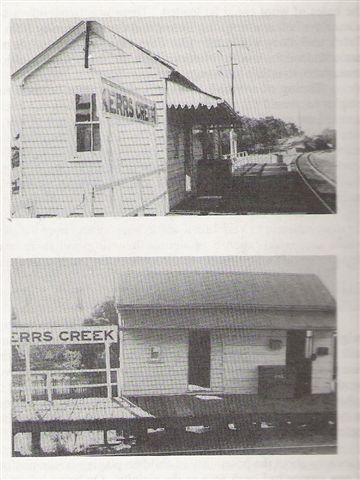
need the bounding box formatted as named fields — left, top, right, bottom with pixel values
left=116, top=443, right=337, bottom=456
left=295, top=153, right=336, bottom=214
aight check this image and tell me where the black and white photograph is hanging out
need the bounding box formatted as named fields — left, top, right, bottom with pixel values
left=2, top=1, right=359, bottom=478
left=11, top=257, right=337, bottom=457
left=11, top=15, right=336, bottom=217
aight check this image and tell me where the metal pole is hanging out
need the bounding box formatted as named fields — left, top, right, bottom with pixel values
left=117, top=308, right=125, bottom=397
left=24, top=344, right=32, bottom=403
left=230, top=44, right=236, bottom=157
left=231, top=43, right=235, bottom=111
left=46, top=372, right=52, bottom=402
left=105, top=342, right=112, bottom=399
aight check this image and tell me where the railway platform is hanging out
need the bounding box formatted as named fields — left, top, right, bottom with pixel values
left=12, top=393, right=336, bottom=455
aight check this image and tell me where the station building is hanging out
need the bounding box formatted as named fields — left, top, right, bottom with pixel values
left=11, top=20, right=239, bottom=217
left=116, top=271, right=336, bottom=397
left=12, top=270, right=336, bottom=456
left=12, top=271, right=336, bottom=401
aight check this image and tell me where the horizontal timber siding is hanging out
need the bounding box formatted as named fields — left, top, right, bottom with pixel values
left=15, top=30, right=168, bottom=216
left=167, top=121, right=186, bottom=208
left=221, top=330, right=287, bottom=394
left=123, top=329, right=189, bottom=395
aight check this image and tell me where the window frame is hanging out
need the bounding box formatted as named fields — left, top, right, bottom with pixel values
left=71, top=91, right=102, bottom=161
left=148, top=346, right=162, bottom=363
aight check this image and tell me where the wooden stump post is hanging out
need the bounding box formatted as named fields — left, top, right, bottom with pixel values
left=31, top=431, right=42, bottom=455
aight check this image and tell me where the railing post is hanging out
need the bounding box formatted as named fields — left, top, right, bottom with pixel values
left=105, top=343, right=112, bottom=399
left=24, top=344, right=32, bottom=403
left=116, top=368, right=122, bottom=398
left=135, top=180, right=145, bottom=216
left=162, top=169, right=168, bottom=215
left=46, top=372, right=52, bottom=402
left=83, top=187, right=95, bottom=216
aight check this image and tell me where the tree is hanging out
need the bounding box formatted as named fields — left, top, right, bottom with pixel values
left=82, top=299, right=120, bottom=369
left=29, top=345, right=83, bottom=370
left=221, top=115, right=303, bottom=154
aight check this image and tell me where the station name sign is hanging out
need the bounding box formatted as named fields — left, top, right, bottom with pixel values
left=11, top=326, right=118, bottom=345
left=102, top=78, right=156, bottom=125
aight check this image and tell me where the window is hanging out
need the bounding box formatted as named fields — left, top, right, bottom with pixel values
left=75, top=93, right=100, bottom=152
left=150, top=346, right=161, bottom=361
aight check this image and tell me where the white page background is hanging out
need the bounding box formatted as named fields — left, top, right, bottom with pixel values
left=1, top=1, right=358, bottom=479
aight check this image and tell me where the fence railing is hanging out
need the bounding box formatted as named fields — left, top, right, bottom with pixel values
left=12, top=368, right=120, bottom=402
left=222, top=151, right=279, bottom=172
left=66, top=166, right=168, bottom=217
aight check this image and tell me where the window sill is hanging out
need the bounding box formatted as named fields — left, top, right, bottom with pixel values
left=147, top=360, right=165, bottom=365
left=68, top=158, right=102, bottom=163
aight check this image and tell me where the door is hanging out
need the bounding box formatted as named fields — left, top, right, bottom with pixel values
left=286, top=330, right=311, bottom=396
left=188, top=330, right=211, bottom=389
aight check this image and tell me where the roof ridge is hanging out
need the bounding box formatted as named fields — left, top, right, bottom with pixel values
left=89, top=20, right=177, bottom=71
left=12, top=20, right=86, bottom=79
left=123, top=270, right=319, bottom=277
left=11, top=20, right=221, bottom=102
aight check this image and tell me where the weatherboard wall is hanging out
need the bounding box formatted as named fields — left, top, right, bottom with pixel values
left=15, top=30, right=168, bottom=216
left=121, top=307, right=335, bottom=396
left=220, top=329, right=287, bottom=394
left=122, top=329, right=189, bottom=396
left=166, top=120, right=186, bottom=208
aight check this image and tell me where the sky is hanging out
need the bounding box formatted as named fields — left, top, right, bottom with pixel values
left=10, top=15, right=335, bottom=135
left=11, top=257, right=336, bottom=327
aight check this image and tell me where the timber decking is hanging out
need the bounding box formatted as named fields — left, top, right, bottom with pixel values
left=12, top=397, right=154, bottom=424
left=12, top=393, right=336, bottom=434
left=129, top=393, right=336, bottom=419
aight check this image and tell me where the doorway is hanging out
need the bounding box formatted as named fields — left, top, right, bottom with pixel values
left=286, top=330, right=312, bottom=396
left=188, top=330, right=211, bottom=389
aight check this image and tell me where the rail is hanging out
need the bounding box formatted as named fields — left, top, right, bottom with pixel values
left=76, top=167, right=167, bottom=217
left=12, top=368, right=120, bottom=402
left=57, top=167, right=167, bottom=217
left=295, top=154, right=336, bottom=214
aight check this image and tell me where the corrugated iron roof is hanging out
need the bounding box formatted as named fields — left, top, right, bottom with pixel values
left=116, top=271, right=335, bottom=311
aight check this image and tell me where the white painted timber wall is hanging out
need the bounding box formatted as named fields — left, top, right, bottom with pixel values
left=88, top=32, right=168, bottom=215
left=167, top=121, right=186, bottom=208
left=311, top=330, right=335, bottom=394
left=15, top=31, right=168, bottom=216
left=123, top=329, right=189, bottom=395
left=214, top=329, right=287, bottom=394
left=121, top=327, right=335, bottom=396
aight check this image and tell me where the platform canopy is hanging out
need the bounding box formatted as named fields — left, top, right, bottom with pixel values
left=166, top=80, right=240, bottom=125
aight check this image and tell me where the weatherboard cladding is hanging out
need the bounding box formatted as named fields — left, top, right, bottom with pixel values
left=12, top=20, right=238, bottom=215
left=167, top=120, right=187, bottom=208
left=17, top=29, right=168, bottom=216
left=122, top=328, right=334, bottom=395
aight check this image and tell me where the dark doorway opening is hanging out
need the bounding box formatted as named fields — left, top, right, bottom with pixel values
left=188, top=330, right=211, bottom=389
left=286, top=330, right=312, bottom=397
